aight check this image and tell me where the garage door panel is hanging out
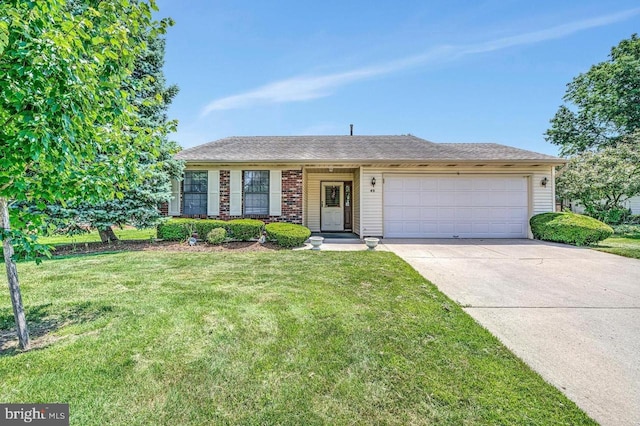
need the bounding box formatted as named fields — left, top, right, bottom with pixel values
left=403, top=179, right=422, bottom=190
left=438, top=207, right=456, bottom=219
left=472, top=223, right=490, bottom=233
left=455, top=208, right=473, bottom=220
left=508, top=207, right=527, bottom=219
left=438, top=179, right=456, bottom=190
left=421, top=180, right=438, bottom=190
left=456, top=222, right=473, bottom=233
left=507, top=192, right=528, bottom=205
left=437, top=222, right=455, bottom=234
left=473, top=179, right=492, bottom=190
left=404, top=207, right=421, bottom=220
left=385, top=178, right=404, bottom=191
left=420, top=191, right=438, bottom=206
left=420, top=222, right=438, bottom=233
left=385, top=192, right=404, bottom=206
left=384, top=176, right=528, bottom=238
left=438, top=192, right=456, bottom=205
left=489, top=208, right=508, bottom=220
left=455, top=179, right=473, bottom=190
left=507, top=179, right=527, bottom=190
left=420, top=207, right=438, bottom=220
left=508, top=223, right=525, bottom=233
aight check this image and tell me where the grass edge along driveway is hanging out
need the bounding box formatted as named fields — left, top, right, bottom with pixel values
left=0, top=251, right=595, bottom=425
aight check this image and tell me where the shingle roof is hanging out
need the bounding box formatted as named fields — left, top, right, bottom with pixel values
left=175, top=135, right=562, bottom=163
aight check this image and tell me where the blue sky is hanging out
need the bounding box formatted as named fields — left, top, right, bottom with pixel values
left=155, top=1, right=640, bottom=156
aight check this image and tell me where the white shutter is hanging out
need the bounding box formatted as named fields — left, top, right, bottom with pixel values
left=168, top=178, right=181, bottom=216
left=229, top=170, right=242, bottom=216
left=269, top=170, right=282, bottom=216
left=207, top=170, right=220, bottom=216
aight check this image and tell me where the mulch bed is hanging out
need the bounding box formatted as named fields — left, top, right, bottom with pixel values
left=51, top=240, right=284, bottom=256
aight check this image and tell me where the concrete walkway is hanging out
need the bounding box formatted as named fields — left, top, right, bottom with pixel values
left=380, top=239, right=640, bottom=426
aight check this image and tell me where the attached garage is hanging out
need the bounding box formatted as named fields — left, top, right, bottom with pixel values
left=383, top=175, right=529, bottom=238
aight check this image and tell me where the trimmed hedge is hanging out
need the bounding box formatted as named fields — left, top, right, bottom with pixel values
left=266, top=223, right=311, bottom=248
left=157, top=218, right=264, bottom=242
left=157, top=219, right=227, bottom=241
left=206, top=228, right=227, bottom=245
left=227, top=219, right=264, bottom=241
left=530, top=212, right=613, bottom=246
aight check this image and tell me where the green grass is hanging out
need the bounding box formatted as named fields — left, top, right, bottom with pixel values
left=37, top=228, right=155, bottom=245
left=0, top=251, right=594, bottom=425
left=594, top=233, right=640, bottom=259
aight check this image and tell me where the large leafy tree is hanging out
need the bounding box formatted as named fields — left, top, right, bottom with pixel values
left=556, top=135, right=640, bottom=222
left=45, top=33, right=183, bottom=243
left=545, top=34, right=640, bottom=156
left=0, top=0, right=171, bottom=349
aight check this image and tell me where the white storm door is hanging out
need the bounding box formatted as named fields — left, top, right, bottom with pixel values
left=321, top=182, right=344, bottom=231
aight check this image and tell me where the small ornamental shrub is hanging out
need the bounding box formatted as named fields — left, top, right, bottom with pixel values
left=227, top=219, right=264, bottom=241
left=266, top=223, right=311, bottom=248
left=206, top=228, right=227, bottom=245
left=530, top=212, right=613, bottom=246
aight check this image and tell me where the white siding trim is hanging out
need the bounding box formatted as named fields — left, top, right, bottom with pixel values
left=269, top=170, right=282, bottom=216
left=168, top=179, right=181, bottom=216
left=230, top=170, right=242, bottom=216
left=531, top=169, right=554, bottom=215
left=361, top=171, right=384, bottom=237
left=207, top=170, right=220, bottom=216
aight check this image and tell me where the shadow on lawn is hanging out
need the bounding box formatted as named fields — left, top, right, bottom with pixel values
left=0, top=301, right=113, bottom=356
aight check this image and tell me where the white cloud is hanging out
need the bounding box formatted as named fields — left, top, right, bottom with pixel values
left=201, top=8, right=640, bottom=115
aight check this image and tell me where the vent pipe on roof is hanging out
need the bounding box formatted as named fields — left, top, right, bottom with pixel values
left=350, top=124, right=353, bottom=136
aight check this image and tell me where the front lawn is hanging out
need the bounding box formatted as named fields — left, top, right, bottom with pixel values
left=594, top=232, right=640, bottom=259
left=0, top=251, right=594, bottom=425
left=37, top=227, right=155, bottom=245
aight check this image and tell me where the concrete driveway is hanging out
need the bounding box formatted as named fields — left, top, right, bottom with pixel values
left=382, top=239, right=640, bottom=426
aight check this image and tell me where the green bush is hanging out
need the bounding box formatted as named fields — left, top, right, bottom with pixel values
left=194, top=220, right=227, bottom=238
left=530, top=212, right=613, bottom=246
left=266, top=223, right=311, bottom=248
left=157, top=219, right=191, bottom=241
left=206, top=228, right=227, bottom=245
left=227, top=219, right=264, bottom=241
left=157, top=219, right=226, bottom=241
left=612, top=224, right=640, bottom=236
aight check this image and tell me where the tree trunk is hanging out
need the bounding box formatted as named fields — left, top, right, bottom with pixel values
left=0, top=197, right=30, bottom=350
left=98, top=226, right=119, bottom=243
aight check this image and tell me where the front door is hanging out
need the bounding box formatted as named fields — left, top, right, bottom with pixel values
left=321, top=182, right=344, bottom=231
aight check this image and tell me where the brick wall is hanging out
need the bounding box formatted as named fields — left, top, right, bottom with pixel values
left=278, top=169, right=303, bottom=224
left=219, top=170, right=230, bottom=220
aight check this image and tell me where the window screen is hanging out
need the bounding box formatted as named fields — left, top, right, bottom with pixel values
left=244, top=171, right=269, bottom=215
left=183, top=171, right=208, bottom=216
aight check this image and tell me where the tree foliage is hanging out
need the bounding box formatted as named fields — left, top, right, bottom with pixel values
left=42, top=33, right=183, bottom=242
left=545, top=34, right=640, bottom=156
left=556, top=136, right=640, bottom=223
left=0, top=0, right=171, bottom=349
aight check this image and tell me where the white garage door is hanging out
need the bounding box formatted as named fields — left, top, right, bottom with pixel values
left=384, top=176, right=528, bottom=238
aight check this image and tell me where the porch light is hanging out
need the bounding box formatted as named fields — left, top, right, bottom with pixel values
left=371, top=177, right=376, bottom=188
left=541, top=177, right=548, bottom=187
